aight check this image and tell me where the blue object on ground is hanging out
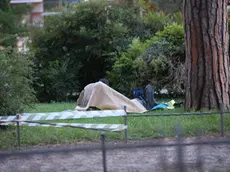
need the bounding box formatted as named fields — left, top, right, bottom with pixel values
left=152, top=103, right=168, bottom=110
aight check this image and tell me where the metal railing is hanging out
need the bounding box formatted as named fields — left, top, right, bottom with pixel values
left=127, top=104, right=227, bottom=137
left=3, top=105, right=229, bottom=150
left=1, top=106, right=230, bottom=171
left=1, top=124, right=230, bottom=172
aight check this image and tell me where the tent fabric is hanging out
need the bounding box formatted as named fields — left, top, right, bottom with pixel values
left=75, top=82, right=147, bottom=113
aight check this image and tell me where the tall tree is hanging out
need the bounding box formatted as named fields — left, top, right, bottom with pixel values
left=184, top=0, right=229, bottom=110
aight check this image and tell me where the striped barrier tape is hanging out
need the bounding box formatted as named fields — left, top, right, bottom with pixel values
left=0, top=110, right=126, bottom=122
left=1, top=121, right=127, bottom=132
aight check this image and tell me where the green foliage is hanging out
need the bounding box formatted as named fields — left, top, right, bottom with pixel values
left=33, top=59, right=81, bottom=102
left=152, top=0, right=183, bottom=13
left=30, top=0, right=185, bottom=101
left=108, top=23, right=184, bottom=96
left=30, top=0, right=155, bottom=102
left=0, top=0, right=10, bottom=11
left=137, top=0, right=174, bottom=35
left=138, top=0, right=159, bottom=12
left=154, top=23, right=184, bottom=46
left=138, top=0, right=183, bottom=38
left=0, top=48, right=35, bottom=116
left=144, top=11, right=171, bottom=33
left=170, top=11, right=183, bottom=25
left=30, top=1, right=125, bottom=101
left=142, top=24, right=185, bottom=93
left=0, top=3, right=31, bottom=47
left=107, top=38, right=149, bottom=96
left=106, top=3, right=155, bottom=41
left=0, top=2, right=35, bottom=115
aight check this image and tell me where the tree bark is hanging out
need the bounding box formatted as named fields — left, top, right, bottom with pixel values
left=184, top=0, right=230, bottom=110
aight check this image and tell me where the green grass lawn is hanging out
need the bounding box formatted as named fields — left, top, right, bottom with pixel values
left=1, top=102, right=230, bottom=149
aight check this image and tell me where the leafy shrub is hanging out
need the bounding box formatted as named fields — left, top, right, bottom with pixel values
left=33, top=59, right=81, bottom=102
left=0, top=2, right=35, bottom=116
left=107, top=37, right=156, bottom=96
left=31, top=0, right=184, bottom=101
left=0, top=48, right=35, bottom=116
left=138, top=0, right=183, bottom=34
left=139, top=38, right=185, bottom=93
left=109, top=3, right=154, bottom=41
left=108, top=23, right=185, bottom=96
left=30, top=0, right=163, bottom=102
left=154, top=23, right=184, bottom=47
left=142, top=24, right=185, bottom=94
left=30, top=0, right=133, bottom=102
left=0, top=2, right=31, bottom=47
left=152, top=0, right=183, bottom=14
left=170, top=11, right=183, bottom=25
left=144, top=11, right=171, bottom=33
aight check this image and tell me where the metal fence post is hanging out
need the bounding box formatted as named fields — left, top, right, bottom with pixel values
left=176, top=123, right=185, bottom=172
left=195, top=129, right=203, bottom=170
left=101, top=132, right=107, bottom=172
left=159, top=130, right=166, bottom=170
left=220, top=103, right=224, bottom=137
left=16, top=114, right=21, bottom=149
left=123, top=106, right=128, bottom=143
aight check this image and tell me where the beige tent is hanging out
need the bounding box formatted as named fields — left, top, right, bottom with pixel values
left=75, top=82, right=147, bottom=113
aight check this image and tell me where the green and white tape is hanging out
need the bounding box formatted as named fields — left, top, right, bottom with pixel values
left=1, top=122, right=126, bottom=132
left=0, top=110, right=126, bottom=122
left=0, top=110, right=127, bottom=132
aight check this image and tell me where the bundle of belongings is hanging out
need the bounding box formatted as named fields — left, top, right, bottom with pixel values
left=132, top=85, right=177, bottom=110
left=76, top=81, right=147, bottom=113
left=76, top=80, right=178, bottom=113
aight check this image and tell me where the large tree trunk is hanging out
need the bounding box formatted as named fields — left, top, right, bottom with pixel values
left=184, top=0, right=230, bottom=110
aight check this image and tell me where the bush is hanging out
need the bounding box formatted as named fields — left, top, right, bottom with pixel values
left=0, top=2, right=35, bottom=116
left=142, top=24, right=185, bottom=94
left=0, top=2, right=31, bottom=47
left=170, top=11, right=183, bottom=25
left=107, top=38, right=156, bottom=96
left=0, top=48, right=35, bottom=116
left=30, top=0, right=161, bottom=102
left=31, top=0, right=184, bottom=101
left=154, top=23, right=184, bottom=46
left=30, top=0, right=133, bottom=102
left=144, top=11, right=171, bottom=33
left=152, top=0, right=183, bottom=14
left=109, top=3, right=155, bottom=41
left=33, top=59, right=81, bottom=102
left=108, top=23, right=185, bottom=96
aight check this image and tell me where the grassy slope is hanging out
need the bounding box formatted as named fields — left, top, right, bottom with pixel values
left=0, top=102, right=230, bottom=149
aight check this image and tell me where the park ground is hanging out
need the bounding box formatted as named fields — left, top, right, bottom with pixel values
left=1, top=102, right=230, bottom=149
left=1, top=137, right=230, bottom=172
left=1, top=102, right=230, bottom=172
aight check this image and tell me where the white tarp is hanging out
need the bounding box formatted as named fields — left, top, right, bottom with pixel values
left=75, top=82, right=147, bottom=113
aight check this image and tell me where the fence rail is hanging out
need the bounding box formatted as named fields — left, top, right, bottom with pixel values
left=0, top=108, right=128, bottom=149
left=1, top=106, right=230, bottom=171
left=1, top=139, right=230, bottom=158
left=0, top=108, right=229, bottom=149
left=1, top=130, right=230, bottom=172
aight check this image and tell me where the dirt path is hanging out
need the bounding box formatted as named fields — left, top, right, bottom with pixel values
left=1, top=138, right=230, bottom=172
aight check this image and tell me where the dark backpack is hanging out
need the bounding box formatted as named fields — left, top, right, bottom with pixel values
left=132, top=88, right=144, bottom=99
